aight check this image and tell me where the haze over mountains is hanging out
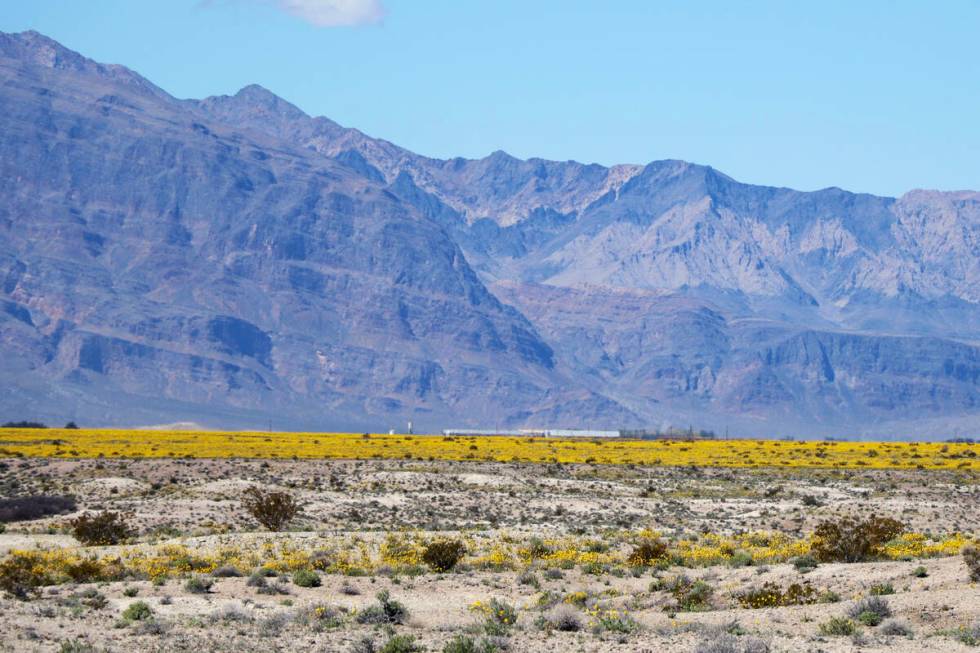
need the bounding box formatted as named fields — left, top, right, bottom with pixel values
left=1, top=31, right=978, bottom=438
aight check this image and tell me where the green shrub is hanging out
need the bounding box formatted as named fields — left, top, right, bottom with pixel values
left=356, top=590, right=408, bottom=625
left=869, top=582, right=894, bottom=596
left=379, top=634, right=421, bottom=653
left=912, top=565, right=928, bottom=578
left=422, top=539, right=466, bottom=572
left=847, top=596, right=891, bottom=626
left=736, top=581, right=817, bottom=609
left=792, top=555, right=819, bottom=572
left=122, top=586, right=138, bottom=597
left=185, top=576, right=214, bottom=594
left=819, top=617, right=857, bottom=636
left=811, top=516, right=904, bottom=563
left=293, top=569, right=321, bottom=588
left=442, top=635, right=499, bottom=653
left=474, top=597, right=518, bottom=636
left=655, top=574, right=713, bottom=611
left=71, top=511, right=133, bottom=546
left=241, top=487, right=299, bottom=531
left=58, top=640, right=96, bottom=653
left=121, top=600, right=153, bottom=621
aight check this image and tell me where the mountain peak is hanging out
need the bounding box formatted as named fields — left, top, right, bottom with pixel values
left=0, top=29, right=92, bottom=71
left=233, top=84, right=308, bottom=118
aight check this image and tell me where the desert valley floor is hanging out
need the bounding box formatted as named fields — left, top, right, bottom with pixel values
left=1, top=451, right=979, bottom=653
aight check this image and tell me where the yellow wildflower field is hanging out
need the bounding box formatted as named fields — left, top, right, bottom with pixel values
left=0, top=428, right=977, bottom=470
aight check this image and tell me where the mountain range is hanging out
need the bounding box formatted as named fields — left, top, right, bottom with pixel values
left=1, top=30, right=977, bottom=438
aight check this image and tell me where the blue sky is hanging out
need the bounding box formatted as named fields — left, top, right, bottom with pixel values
left=4, top=0, right=979, bottom=196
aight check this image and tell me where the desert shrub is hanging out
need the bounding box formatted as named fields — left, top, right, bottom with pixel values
left=728, top=552, right=754, bottom=568
left=516, top=570, right=539, bottom=587
left=442, top=635, right=500, bottom=653
left=950, top=623, right=980, bottom=646
left=590, top=607, right=639, bottom=634
left=294, top=603, right=345, bottom=631
left=791, top=555, right=819, bottom=572
left=912, top=565, right=928, bottom=578
left=123, top=586, right=138, bottom=597
left=541, top=604, right=582, bottom=632
left=184, top=576, right=213, bottom=594
left=63, top=557, right=104, bottom=583
left=58, top=640, right=96, bottom=653
left=695, top=633, right=770, bottom=653
left=379, top=635, right=421, bottom=653
left=70, top=511, right=133, bottom=546
left=352, top=636, right=377, bottom=653
left=258, top=579, right=290, bottom=595
left=880, top=619, right=913, bottom=637
left=735, top=581, right=817, bottom=609
left=543, top=568, right=563, bottom=581
left=211, top=565, right=242, bottom=578
left=869, top=582, right=894, bottom=596
left=356, top=590, right=408, bottom=625
left=964, top=545, right=980, bottom=582
left=76, top=588, right=108, bottom=609
left=627, top=537, right=668, bottom=567
left=847, top=596, right=891, bottom=626
left=656, top=574, right=713, bottom=611
left=0, top=551, right=48, bottom=599
left=241, top=487, right=299, bottom=531
left=121, top=600, right=153, bottom=621
left=0, top=494, right=77, bottom=522
left=422, top=539, right=466, bottom=572
left=471, top=597, right=518, bottom=635
left=293, top=569, right=321, bottom=587
left=818, top=617, right=857, bottom=636
left=811, top=515, right=904, bottom=563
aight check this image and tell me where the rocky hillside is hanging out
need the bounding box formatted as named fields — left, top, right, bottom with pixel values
left=1, top=31, right=977, bottom=437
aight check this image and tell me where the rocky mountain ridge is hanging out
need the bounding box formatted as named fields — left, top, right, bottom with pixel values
left=1, top=31, right=977, bottom=437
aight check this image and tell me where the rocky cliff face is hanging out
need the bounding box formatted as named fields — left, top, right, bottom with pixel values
left=1, top=31, right=977, bottom=437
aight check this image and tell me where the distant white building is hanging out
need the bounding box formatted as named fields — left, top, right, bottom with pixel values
left=442, top=428, right=621, bottom=438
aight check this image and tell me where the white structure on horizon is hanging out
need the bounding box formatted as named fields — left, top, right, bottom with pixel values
left=442, top=428, right=621, bottom=438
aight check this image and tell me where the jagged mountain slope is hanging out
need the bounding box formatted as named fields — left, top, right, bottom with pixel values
left=0, top=30, right=631, bottom=431
left=1, top=30, right=978, bottom=437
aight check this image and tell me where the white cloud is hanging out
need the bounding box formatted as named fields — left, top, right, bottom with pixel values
left=209, top=0, right=387, bottom=27
left=277, top=0, right=386, bottom=26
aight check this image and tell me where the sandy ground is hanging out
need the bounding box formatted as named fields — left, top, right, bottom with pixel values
left=0, top=457, right=978, bottom=652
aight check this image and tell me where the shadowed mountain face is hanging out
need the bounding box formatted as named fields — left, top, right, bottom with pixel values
left=1, top=31, right=978, bottom=437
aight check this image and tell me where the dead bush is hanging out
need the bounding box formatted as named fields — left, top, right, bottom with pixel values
left=963, top=545, right=980, bottom=582
left=421, top=539, right=466, bottom=572
left=627, top=537, right=668, bottom=567
left=70, top=511, right=133, bottom=546
left=242, top=487, right=299, bottom=531
left=811, top=515, right=904, bottom=563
